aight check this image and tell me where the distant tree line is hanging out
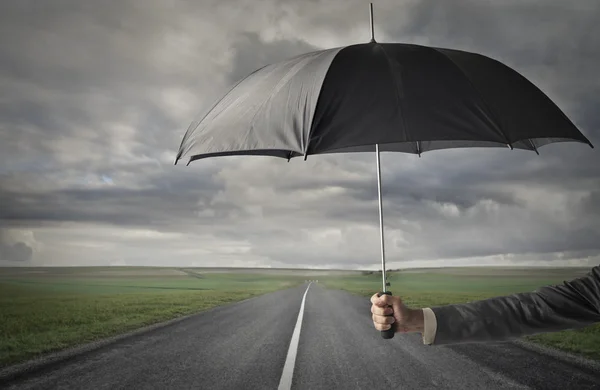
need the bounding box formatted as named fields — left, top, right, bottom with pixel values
left=361, top=269, right=401, bottom=275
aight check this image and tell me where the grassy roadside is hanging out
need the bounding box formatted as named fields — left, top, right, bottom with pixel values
left=319, top=267, right=600, bottom=361
left=0, top=271, right=304, bottom=367
left=3, top=266, right=597, bottom=367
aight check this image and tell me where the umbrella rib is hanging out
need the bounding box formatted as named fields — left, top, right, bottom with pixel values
left=431, top=48, right=514, bottom=149
left=379, top=44, right=413, bottom=151
left=528, top=139, right=540, bottom=155
left=175, top=120, right=199, bottom=165
left=175, top=66, right=268, bottom=165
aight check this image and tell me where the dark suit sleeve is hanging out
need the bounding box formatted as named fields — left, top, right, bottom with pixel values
left=430, top=266, right=600, bottom=345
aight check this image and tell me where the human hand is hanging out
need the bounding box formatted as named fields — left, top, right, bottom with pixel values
left=370, top=293, right=425, bottom=334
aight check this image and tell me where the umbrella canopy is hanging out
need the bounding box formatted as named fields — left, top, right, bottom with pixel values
left=175, top=42, right=593, bottom=165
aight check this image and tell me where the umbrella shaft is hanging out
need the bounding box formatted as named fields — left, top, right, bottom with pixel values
left=376, top=144, right=387, bottom=292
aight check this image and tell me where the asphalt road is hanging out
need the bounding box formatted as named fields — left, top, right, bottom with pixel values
left=3, top=283, right=600, bottom=389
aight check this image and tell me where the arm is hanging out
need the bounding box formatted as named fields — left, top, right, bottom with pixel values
left=429, top=266, right=600, bottom=345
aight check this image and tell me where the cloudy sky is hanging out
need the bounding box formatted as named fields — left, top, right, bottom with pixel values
left=1, top=0, right=599, bottom=269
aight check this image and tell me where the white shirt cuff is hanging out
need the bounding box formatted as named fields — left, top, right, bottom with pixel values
left=422, top=308, right=437, bottom=345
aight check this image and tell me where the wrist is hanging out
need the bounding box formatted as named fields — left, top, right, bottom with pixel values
left=406, top=308, right=425, bottom=333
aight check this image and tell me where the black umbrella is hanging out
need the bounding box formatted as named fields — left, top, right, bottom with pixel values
left=175, top=4, right=593, bottom=339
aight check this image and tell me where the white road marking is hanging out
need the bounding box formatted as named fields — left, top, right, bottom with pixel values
left=278, top=283, right=312, bottom=390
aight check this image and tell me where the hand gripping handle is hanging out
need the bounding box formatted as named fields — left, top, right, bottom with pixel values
left=377, top=291, right=395, bottom=339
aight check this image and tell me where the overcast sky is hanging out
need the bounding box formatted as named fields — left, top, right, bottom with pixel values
left=1, top=0, right=599, bottom=269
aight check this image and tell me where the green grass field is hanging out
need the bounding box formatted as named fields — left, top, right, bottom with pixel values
left=1, top=266, right=598, bottom=368
left=0, top=267, right=307, bottom=367
left=319, top=266, right=600, bottom=361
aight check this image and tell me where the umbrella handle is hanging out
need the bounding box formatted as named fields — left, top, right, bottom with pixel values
left=377, top=291, right=395, bottom=339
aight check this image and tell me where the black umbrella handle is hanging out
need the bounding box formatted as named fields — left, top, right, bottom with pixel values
left=377, top=291, right=395, bottom=339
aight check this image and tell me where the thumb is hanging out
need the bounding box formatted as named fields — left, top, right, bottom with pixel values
left=381, top=293, right=404, bottom=311
left=377, top=293, right=394, bottom=307
left=371, top=293, right=388, bottom=307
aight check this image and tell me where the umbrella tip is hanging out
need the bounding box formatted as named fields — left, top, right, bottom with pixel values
left=174, top=150, right=183, bottom=165
left=369, top=3, right=376, bottom=43
left=589, top=141, right=595, bottom=149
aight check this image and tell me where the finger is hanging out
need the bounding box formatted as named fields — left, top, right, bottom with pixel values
left=373, top=322, right=392, bottom=331
left=372, top=313, right=395, bottom=325
left=371, top=305, right=393, bottom=316
left=371, top=294, right=391, bottom=307
left=370, top=294, right=385, bottom=306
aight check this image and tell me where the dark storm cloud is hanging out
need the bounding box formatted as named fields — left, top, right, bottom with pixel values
left=0, top=229, right=34, bottom=262
left=0, top=0, right=599, bottom=267
left=0, top=170, right=226, bottom=229
left=0, top=240, right=33, bottom=263
left=0, top=242, right=33, bottom=262
left=227, top=32, right=318, bottom=85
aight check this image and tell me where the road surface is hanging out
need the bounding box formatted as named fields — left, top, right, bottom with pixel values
left=2, top=283, right=599, bottom=389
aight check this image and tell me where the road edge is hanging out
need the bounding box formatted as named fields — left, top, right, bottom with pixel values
left=0, top=284, right=306, bottom=384
left=513, top=339, right=600, bottom=371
